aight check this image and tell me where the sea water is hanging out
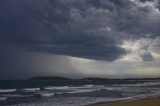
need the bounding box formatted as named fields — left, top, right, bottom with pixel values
left=0, top=79, right=160, bottom=106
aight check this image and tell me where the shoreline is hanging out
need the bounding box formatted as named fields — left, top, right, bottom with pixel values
left=85, top=96, right=160, bottom=106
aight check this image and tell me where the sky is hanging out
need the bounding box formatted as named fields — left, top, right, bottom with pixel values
left=0, top=0, right=160, bottom=79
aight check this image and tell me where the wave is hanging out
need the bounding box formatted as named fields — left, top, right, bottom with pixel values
left=23, top=88, right=40, bottom=92
left=0, top=97, right=7, bottom=101
left=118, top=81, right=160, bottom=87
left=45, top=86, right=69, bottom=90
left=83, top=85, right=94, bottom=87
left=45, top=85, right=104, bottom=91
left=141, top=82, right=160, bottom=86
left=1, top=94, right=25, bottom=98
left=67, top=89, right=98, bottom=94
left=38, top=92, right=55, bottom=97
left=0, top=89, right=16, bottom=93
left=45, top=85, right=92, bottom=90
left=105, top=86, right=130, bottom=91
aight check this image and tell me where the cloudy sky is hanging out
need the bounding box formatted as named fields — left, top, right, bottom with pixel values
left=0, top=0, right=160, bottom=79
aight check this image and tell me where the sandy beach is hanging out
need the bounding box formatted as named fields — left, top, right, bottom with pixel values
left=86, top=96, right=160, bottom=106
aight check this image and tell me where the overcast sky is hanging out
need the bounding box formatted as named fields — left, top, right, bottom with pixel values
left=0, top=0, right=160, bottom=79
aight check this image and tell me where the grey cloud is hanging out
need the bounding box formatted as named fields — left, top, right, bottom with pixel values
left=0, top=43, right=82, bottom=79
left=0, top=0, right=160, bottom=61
left=1, top=0, right=160, bottom=79
left=141, top=52, right=154, bottom=61
left=139, top=0, right=155, bottom=2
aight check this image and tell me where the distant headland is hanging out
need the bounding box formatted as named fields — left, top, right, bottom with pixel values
left=30, top=76, right=71, bottom=80
left=30, top=76, right=160, bottom=81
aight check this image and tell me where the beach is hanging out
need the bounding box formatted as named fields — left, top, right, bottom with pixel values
left=86, top=96, right=160, bottom=106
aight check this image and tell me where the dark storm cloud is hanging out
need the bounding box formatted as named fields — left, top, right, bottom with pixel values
left=139, top=0, right=155, bottom=2
left=0, top=0, right=160, bottom=61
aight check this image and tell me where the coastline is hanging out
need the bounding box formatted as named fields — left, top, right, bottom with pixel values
left=85, top=96, right=160, bottom=106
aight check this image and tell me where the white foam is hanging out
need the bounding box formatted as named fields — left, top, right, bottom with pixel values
left=44, top=85, right=106, bottom=92
left=83, top=85, right=94, bottom=87
left=39, top=93, right=55, bottom=97
left=0, top=89, right=16, bottom=93
left=105, top=87, right=116, bottom=91
left=119, top=81, right=160, bottom=87
left=105, top=86, right=129, bottom=91
left=23, top=88, right=40, bottom=92
left=0, top=97, right=7, bottom=101
left=142, top=82, right=160, bottom=86
left=83, top=85, right=105, bottom=88
left=68, top=89, right=96, bottom=94
left=45, top=86, right=69, bottom=90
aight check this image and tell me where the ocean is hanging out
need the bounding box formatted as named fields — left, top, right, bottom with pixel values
left=0, top=79, right=160, bottom=106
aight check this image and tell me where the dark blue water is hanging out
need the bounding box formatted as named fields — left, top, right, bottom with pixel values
left=0, top=80, right=160, bottom=106
left=0, top=79, right=151, bottom=89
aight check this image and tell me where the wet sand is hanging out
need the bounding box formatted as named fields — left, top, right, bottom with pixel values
left=86, top=96, right=160, bottom=106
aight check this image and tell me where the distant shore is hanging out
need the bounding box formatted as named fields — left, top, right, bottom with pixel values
left=85, top=96, right=160, bottom=106
left=30, top=76, right=160, bottom=81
